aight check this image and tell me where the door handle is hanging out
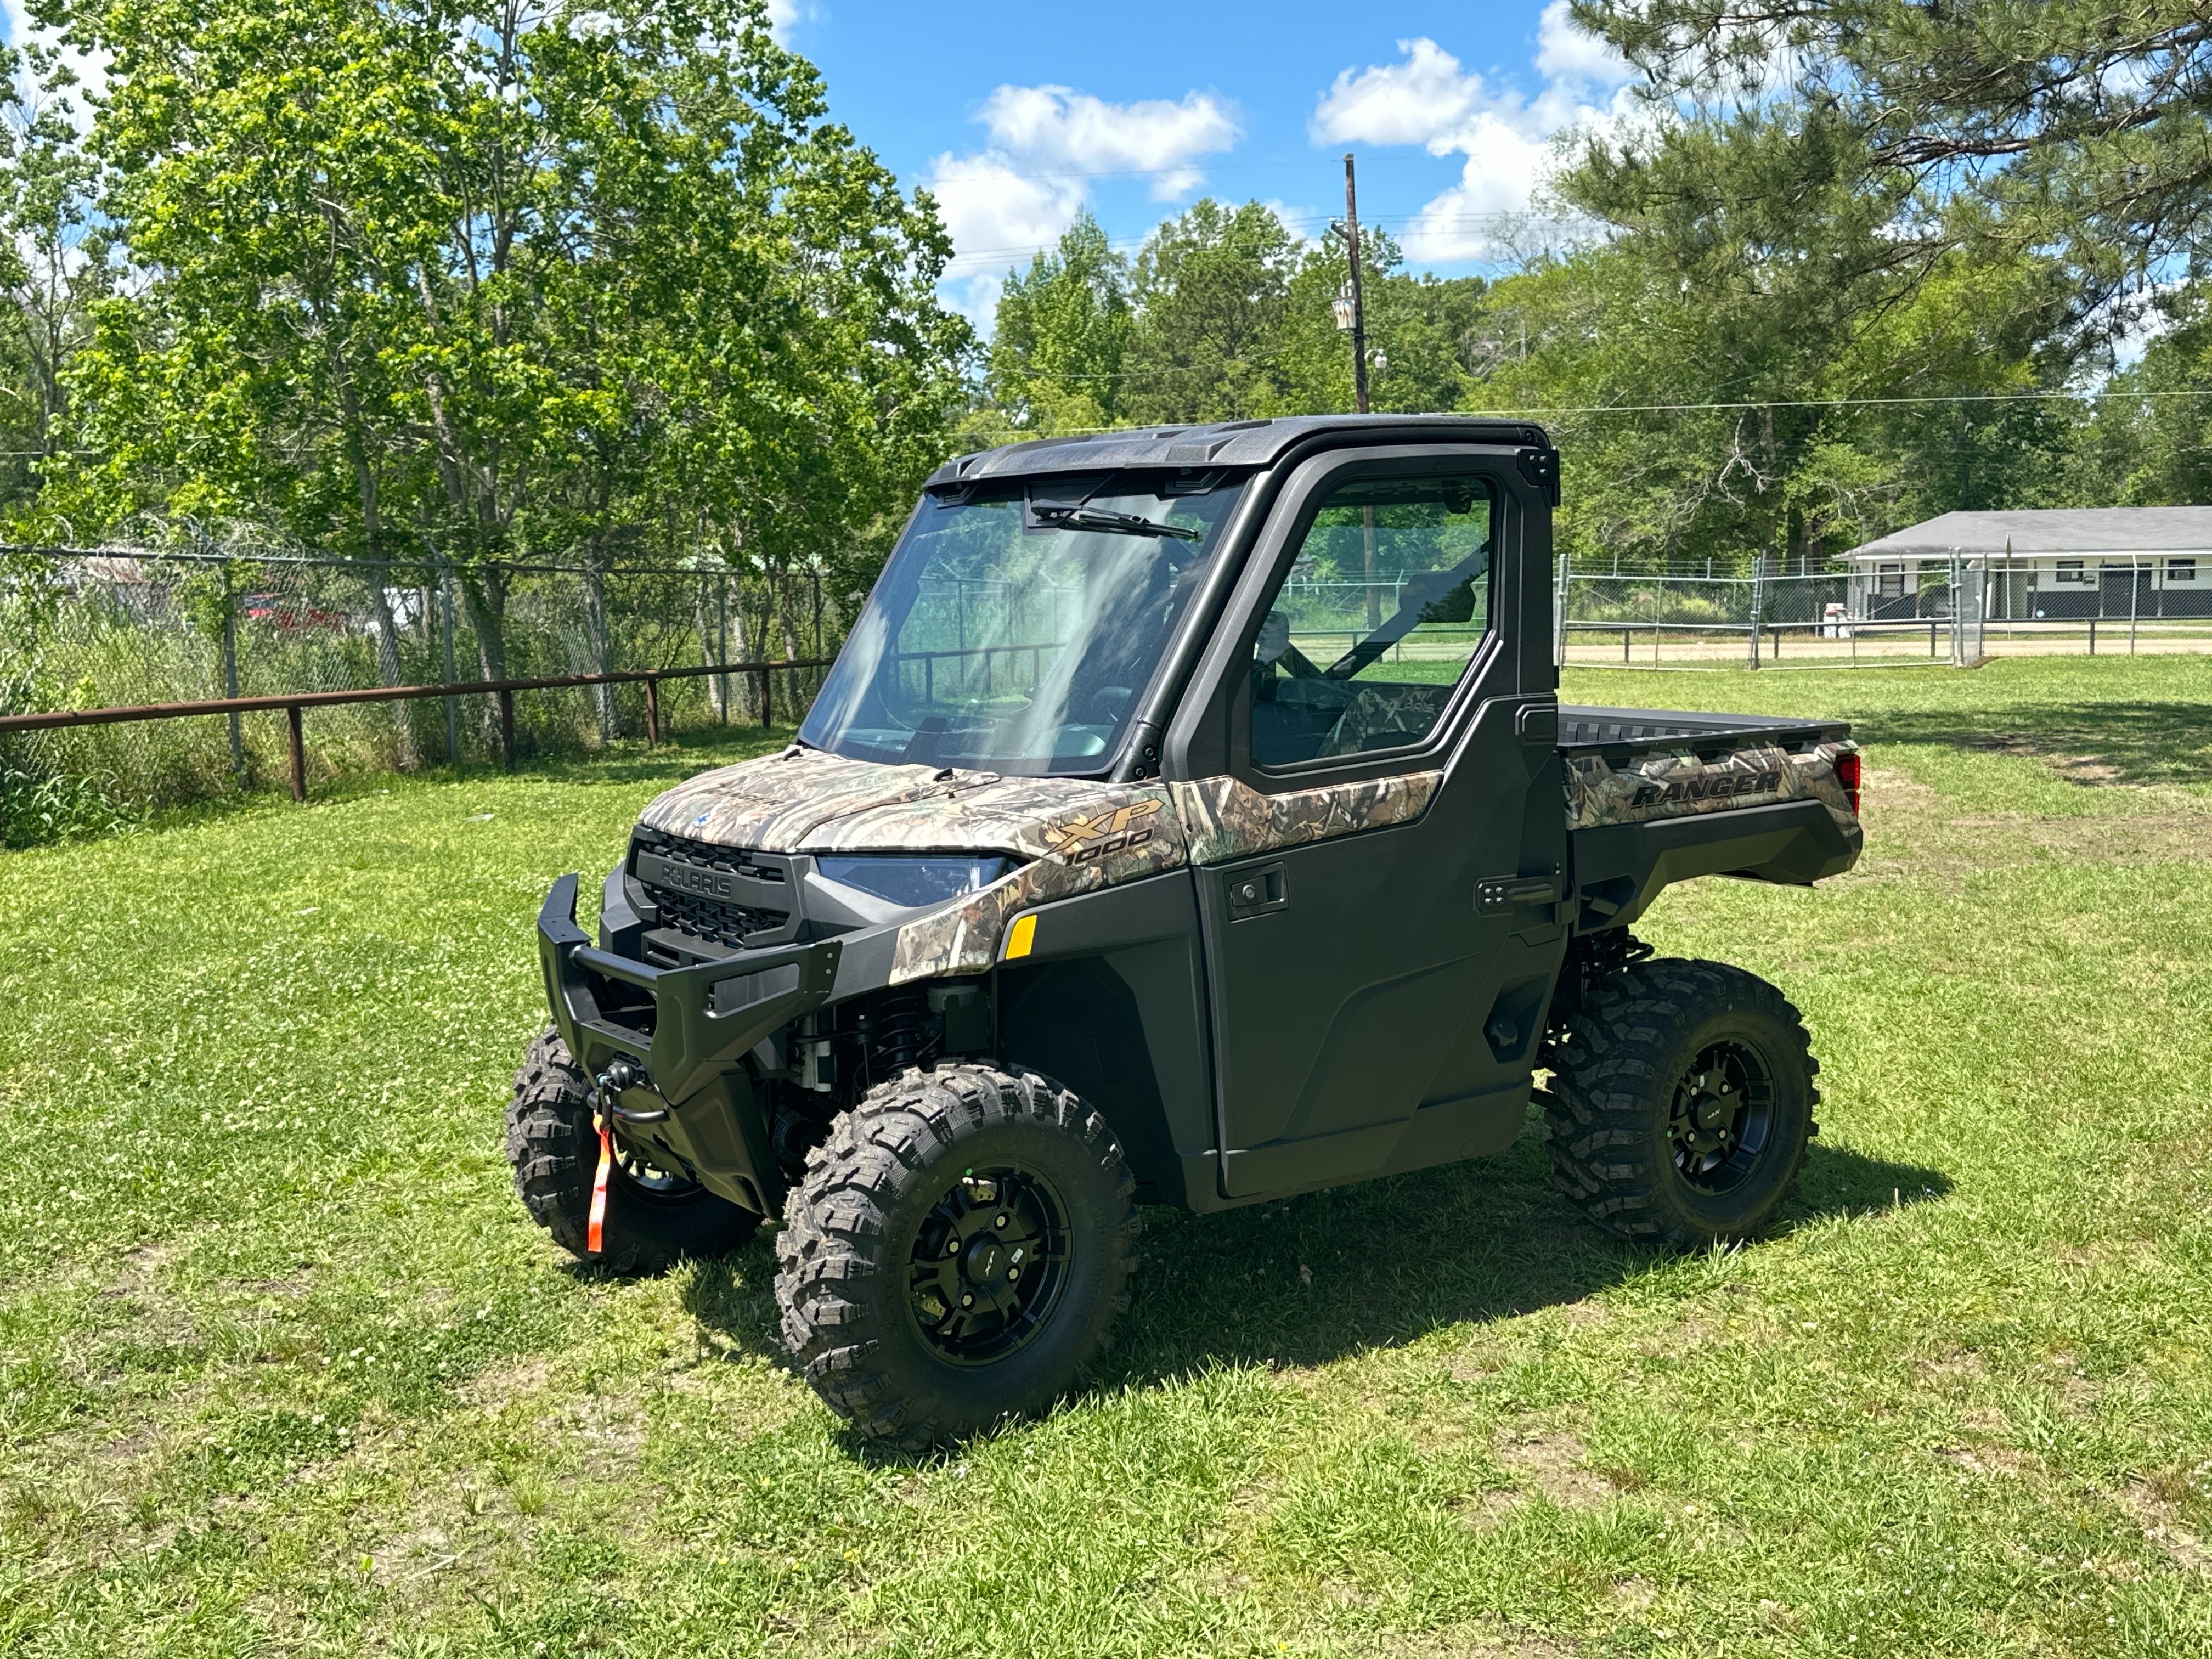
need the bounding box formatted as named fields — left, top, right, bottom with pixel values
left=1227, top=862, right=1288, bottom=918
left=1476, top=873, right=1562, bottom=916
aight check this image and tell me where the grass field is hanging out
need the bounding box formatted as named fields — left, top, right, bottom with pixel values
left=3, top=656, right=2210, bottom=1657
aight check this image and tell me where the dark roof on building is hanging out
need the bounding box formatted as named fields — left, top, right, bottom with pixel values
left=922, top=414, right=1553, bottom=490
left=1847, top=507, right=2212, bottom=560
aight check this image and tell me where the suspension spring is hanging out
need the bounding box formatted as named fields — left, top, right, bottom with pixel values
left=868, top=989, right=932, bottom=1075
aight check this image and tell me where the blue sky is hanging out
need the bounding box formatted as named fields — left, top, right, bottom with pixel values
left=777, top=0, right=1637, bottom=321
left=0, top=0, right=1638, bottom=325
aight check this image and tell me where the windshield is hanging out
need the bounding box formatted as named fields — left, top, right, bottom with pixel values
left=800, top=475, right=1245, bottom=775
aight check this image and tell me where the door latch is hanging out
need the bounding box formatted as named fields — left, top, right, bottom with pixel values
left=1476, top=872, right=1563, bottom=916
left=1227, top=862, right=1287, bottom=919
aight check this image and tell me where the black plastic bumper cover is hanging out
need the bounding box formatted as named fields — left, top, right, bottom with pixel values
left=539, top=873, right=841, bottom=1098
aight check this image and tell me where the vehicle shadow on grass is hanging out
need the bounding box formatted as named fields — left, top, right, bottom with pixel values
left=1851, top=702, right=2212, bottom=787
left=676, top=1125, right=1949, bottom=1435
left=1097, top=1130, right=1950, bottom=1387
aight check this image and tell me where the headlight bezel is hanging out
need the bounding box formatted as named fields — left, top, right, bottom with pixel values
left=812, top=853, right=1017, bottom=910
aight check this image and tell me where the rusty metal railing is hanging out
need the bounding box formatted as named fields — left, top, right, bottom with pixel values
left=0, top=658, right=833, bottom=801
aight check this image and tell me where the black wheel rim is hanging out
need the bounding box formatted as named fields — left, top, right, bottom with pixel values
left=612, top=1135, right=702, bottom=1199
left=906, top=1166, right=1071, bottom=1365
left=1666, top=1039, right=1775, bottom=1196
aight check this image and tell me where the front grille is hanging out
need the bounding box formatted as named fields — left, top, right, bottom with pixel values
left=652, top=833, right=788, bottom=883
left=636, top=833, right=791, bottom=950
left=648, top=887, right=788, bottom=949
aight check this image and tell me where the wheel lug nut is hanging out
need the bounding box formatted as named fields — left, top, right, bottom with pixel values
left=1007, top=1267, right=1019, bottom=1281
left=961, top=1294, right=974, bottom=1307
left=994, top=1214, right=1008, bottom=1229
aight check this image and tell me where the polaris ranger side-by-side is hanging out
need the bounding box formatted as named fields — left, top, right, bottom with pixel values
left=510, top=416, right=1863, bottom=1447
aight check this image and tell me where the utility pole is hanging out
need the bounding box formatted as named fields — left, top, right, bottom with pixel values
left=1331, top=153, right=1378, bottom=625
left=1340, top=153, right=1370, bottom=416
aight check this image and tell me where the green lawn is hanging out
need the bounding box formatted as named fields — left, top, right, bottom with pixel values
left=3, top=657, right=2210, bottom=1657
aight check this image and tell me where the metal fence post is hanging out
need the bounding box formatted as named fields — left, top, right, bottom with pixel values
left=499, top=689, right=516, bottom=770
left=2130, top=557, right=2141, bottom=653
left=286, top=704, right=305, bottom=801
left=645, top=674, right=660, bottom=747
left=1747, top=555, right=1766, bottom=669
left=1554, top=550, right=1569, bottom=669
left=222, top=553, right=244, bottom=776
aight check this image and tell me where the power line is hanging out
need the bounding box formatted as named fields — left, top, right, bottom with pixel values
left=924, top=153, right=1480, bottom=188
left=968, top=386, right=2212, bottom=434
left=1487, top=388, right=2212, bottom=415
left=941, top=212, right=1553, bottom=268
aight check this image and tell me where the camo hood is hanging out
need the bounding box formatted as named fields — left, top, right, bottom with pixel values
left=634, top=746, right=1159, bottom=861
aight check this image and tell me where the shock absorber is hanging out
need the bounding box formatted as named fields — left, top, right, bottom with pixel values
left=868, top=989, right=932, bottom=1075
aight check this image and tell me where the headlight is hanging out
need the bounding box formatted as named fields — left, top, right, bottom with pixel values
left=814, top=855, right=1015, bottom=907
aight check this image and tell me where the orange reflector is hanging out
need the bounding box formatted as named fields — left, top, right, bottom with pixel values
left=587, top=1118, right=613, bottom=1255
left=1004, top=913, right=1037, bottom=960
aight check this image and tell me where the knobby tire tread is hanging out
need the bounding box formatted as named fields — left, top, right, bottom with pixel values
left=775, top=1063, right=1139, bottom=1451
left=505, top=1024, right=757, bottom=1274
left=1543, top=958, right=1819, bottom=1249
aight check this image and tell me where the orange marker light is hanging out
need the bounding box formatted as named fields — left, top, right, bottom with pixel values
left=1004, top=913, right=1037, bottom=960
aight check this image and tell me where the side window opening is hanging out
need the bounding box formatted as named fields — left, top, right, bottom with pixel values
left=1246, top=473, right=1495, bottom=769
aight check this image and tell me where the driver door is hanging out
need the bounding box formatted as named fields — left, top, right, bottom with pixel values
left=1164, top=445, right=1566, bottom=1200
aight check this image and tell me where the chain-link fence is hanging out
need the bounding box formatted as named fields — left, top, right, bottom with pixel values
left=1551, top=555, right=2212, bottom=670
left=1, top=546, right=839, bottom=842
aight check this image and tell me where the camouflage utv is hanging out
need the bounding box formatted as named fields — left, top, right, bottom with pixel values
left=509, top=416, right=1863, bottom=1447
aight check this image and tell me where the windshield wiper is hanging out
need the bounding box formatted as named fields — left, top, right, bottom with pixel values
left=1032, top=505, right=1201, bottom=541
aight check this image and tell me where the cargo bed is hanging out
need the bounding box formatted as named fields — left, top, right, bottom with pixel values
left=1556, top=705, right=1861, bottom=933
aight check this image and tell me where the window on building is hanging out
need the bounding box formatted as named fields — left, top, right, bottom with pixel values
left=2055, top=560, right=2087, bottom=583
left=1875, top=563, right=1905, bottom=597
left=2169, top=558, right=2197, bottom=582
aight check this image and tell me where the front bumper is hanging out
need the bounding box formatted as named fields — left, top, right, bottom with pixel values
left=537, top=873, right=842, bottom=1212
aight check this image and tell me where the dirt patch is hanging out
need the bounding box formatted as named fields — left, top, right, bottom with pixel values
left=1371, top=1625, right=1576, bottom=1658
left=1937, top=1443, right=2032, bottom=1479
left=1493, top=1425, right=1620, bottom=1510
left=1916, top=1349, right=1989, bottom=1390
left=457, top=1356, right=552, bottom=1411
left=2120, top=1477, right=2212, bottom=1576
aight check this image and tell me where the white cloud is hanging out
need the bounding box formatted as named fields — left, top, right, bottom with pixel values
left=1535, top=0, right=1632, bottom=86
left=1312, top=7, right=1634, bottom=264
left=930, top=84, right=1240, bottom=321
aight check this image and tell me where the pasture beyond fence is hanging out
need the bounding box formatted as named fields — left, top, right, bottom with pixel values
left=1, top=545, right=839, bottom=841
left=1553, top=554, right=2212, bottom=669
left=11, top=540, right=2211, bottom=845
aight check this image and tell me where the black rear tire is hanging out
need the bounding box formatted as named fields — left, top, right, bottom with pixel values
left=505, top=1025, right=760, bottom=1273
left=776, top=1063, right=1139, bottom=1449
left=1543, top=958, right=1818, bottom=1248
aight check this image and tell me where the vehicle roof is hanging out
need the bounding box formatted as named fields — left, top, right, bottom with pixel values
left=923, top=414, right=1555, bottom=491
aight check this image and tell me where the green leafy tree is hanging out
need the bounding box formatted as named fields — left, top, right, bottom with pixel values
left=0, top=42, right=108, bottom=524
left=1123, top=199, right=1301, bottom=425
left=49, top=0, right=968, bottom=716
left=1576, top=0, right=2212, bottom=326
left=987, top=213, right=1132, bottom=434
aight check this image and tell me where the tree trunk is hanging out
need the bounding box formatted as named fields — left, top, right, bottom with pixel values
left=584, top=562, right=616, bottom=741
left=776, top=572, right=805, bottom=726
left=459, top=564, right=511, bottom=746
left=727, top=586, right=760, bottom=721
left=350, top=451, right=416, bottom=767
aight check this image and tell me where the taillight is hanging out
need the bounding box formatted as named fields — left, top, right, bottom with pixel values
left=1835, top=751, right=1862, bottom=816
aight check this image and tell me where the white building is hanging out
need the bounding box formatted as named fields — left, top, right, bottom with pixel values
left=1844, top=507, right=2212, bottom=620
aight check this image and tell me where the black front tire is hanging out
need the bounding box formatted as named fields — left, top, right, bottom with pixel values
left=776, top=1064, right=1139, bottom=1449
left=1544, top=958, right=1818, bottom=1248
left=505, top=1025, right=761, bottom=1273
